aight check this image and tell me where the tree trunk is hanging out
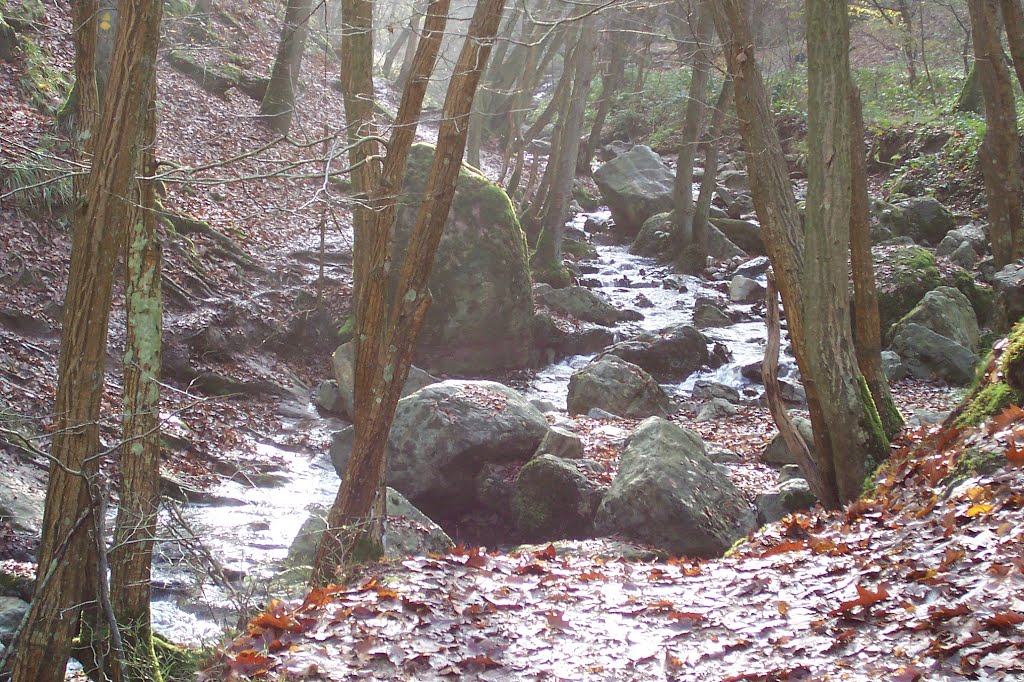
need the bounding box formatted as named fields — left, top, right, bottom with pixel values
left=681, top=77, right=732, bottom=273
left=380, top=25, right=410, bottom=78
left=849, top=85, right=903, bottom=439
left=11, top=2, right=163, bottom=680
left=671, top=0, right=714, bottom=259
left=804, top=0, right=888, bottom=503
left=714, top=0, right=886, bottom=507
left=532, top=23, right=596, bottom=284
left=108, top=76, right=163, bottom=682
left=953, top=62, right=984, bottom=113
left=309, top=0, right=507, bottom=586
left=1001, top=0, right=1024, bottom=91
left=260, top=0, right=314, bottom=134
left=579, top=14, right=626, bottom=174
left=970, top=0, right=1024, bottom=267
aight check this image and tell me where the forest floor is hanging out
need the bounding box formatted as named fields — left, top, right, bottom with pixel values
left=0, top=1, right=1022, bottom=680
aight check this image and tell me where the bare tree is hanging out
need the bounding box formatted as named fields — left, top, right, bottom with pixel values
left=261, top=0, right=315, bottom=134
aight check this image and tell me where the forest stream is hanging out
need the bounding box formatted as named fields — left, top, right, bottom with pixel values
left=147, top=208, right=797, bottom=646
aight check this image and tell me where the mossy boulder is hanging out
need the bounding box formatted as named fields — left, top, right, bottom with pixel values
left=954, top=320, right=1024, bottom=426
left=873, top=245, right=944, bottom=332
left=567, top=355, right=674, bottom=418
left=595, top=417, right=755, bottom=557
left=888, top=286, right=980, bottom=352
left=0, top=13, right=18, bottom=62
left=631, top=211, right=745, bottom=261
left=394, top=143, right=534, bottom=374
left=874, top=197, right=955, bottom=245
left=512, top=455, right=605, bottom=540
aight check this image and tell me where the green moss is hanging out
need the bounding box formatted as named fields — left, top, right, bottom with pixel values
left=956, top=382, right=1020, bottom=427
left=337, top=315, right=355, bottom=343
left=572, top=185, right=599, bottom=212
left=562, top=239, right=597, bottom=260
left=154, top=635, right=211, bottom=682
left=16, top=36, right=71, bottom=115
left=877, top=245, right=942, bottom=330
left=951, top=267, right=993, bottom=325
left=723, top=535, right=748, bottom=557
left=532, top=265, right=572, bottom=288
left=857, top=374, right=890, bottom=467
left=945, top=446, right=1006, bottom=486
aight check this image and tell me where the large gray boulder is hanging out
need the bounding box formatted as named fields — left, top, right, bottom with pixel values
left=331, top=340, right=437, bottom=421
left=710, top=218, right=765, bottom=256
left=394, top=143, right=534, bottom=374
left=0, top=470, right=43, bottom=534
left=630, top=211, right=746, bottom=261
left=889, top=286, right=980, bottom=352
left=599, top=324, right=709, bottom=381
left=535, top=426, right=585, bottom=460
left=756, top=478, right=817, bottom=524
left=595, top=417, right=755, bottom=557
left=537, top=286, right=623, bottom=326
left=892, top=197, right=956, bottom=245
left=729, top=275, right=765, bottom=303
left=890, top=323, right=980, bottom=385
left=512, top=455, right=605, bottom=540
left=761, top=417, right=814, bottom=466
left=287, top=488, right=453, bottom=565
left=567, top=356, right=674, bottom=418
left=387, top=381, right=550, bottom=514
left=593, top=146, right=675, bottom=236
left=693, top=299, right=733, bottom=328
left=993, top=260, right=1024, bottom=332
left=0, top=597, right=28, bottom=645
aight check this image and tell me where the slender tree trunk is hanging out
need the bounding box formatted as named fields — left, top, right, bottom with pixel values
left=954, top=61, right=984, bottom=113
left=12, top=2, right=163, bottom=680
left=849, top=85, right=903, bottom=439
left=897, top=0, right=919, bottom=85
left=1000, top=0, right=1024, bottom=90
left=260, top=0, right=314, bottom=134
left=394, top=3, right=424, bottom=91
left=380, top=25, right=410, bottom=78
left=108, top=76, right=163, bottom=681
left=682, top=77, right=732, bottom=273
left=970, top=0, right=1024, bottom=267
left=311, top=0, right=506, bottom=586
left=672, top=0, right=714, bottom=258
left=579, top=15, right=626, bottom=174
left=532, top=22, right=596, bottom=283
left=804, top=0, right=888, bottom=502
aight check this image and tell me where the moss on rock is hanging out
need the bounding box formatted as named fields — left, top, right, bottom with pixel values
left=954, top=320, right=1024, bottom=427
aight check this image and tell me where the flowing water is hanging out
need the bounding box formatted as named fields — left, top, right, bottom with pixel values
left=147, top=213, right=795, bottom=645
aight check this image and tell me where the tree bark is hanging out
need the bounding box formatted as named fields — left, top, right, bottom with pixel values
left=11, top=2, right=163, bottom=680
left=108, top=76, right=163, bottom=682
left=849, top=85, right=903, bottom=439
left=579, top=14, right=626, bottom=174
left=260, top=0, right=314, bottom=134
left=1000, top=0, right=1024, bottom=88
left=682, top=76, right=732, bottom=273
left=970, top=0, right=1024, bottom=267
left=309, top=0, right=505, bottom=586
left=672, top=0, right=715, bottom=260
left=804, top=0, right=888, bottom=502
left=532, top=22, right=596, bottom=284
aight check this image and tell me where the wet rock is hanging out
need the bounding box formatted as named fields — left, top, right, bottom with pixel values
left=593, top=146, right=675, bottom=235
left=710, top=218, right=765, bottom=256
left=329, top=425, right=355, bottom=476
left=595, top=417, right=755, bottom=558
left=762, top=417, right=814, bottom=466
left=890, top=323, right=980, bottom=385
left=692, top=381, right=740, bottom=403
left=708, top=342, right=732, bottom=368
left=314, top=379, right=344, bottom=415
left=0, top=596, right=28, bottom=644
left=889, top=286, right=980, bottom=353
left=778, top=464, right=804, bottom=484
left=729, top=275, right=766, bottom=303
left=287, top=488, right=454, bottom=565
left=512, top=455, right=606, bottom=540
left=584, top=214, right=612, bottom=233
left=388, top=381, right=549, bottom=515
left=535, top=426, right=585, bottom=460
left=395, top=143, right=534, bottom=374
left=537, top=286, right=623, bottom=326
left=0, top=471, right=43, bottom=535
left=693, top=299, right=732, bottom=329
left=600, top=324, right=709, bottom=381
left=756, top=478, right=817, bottom=524
left=332, top=341, right=437, bottom=421
left=568, top=355, right=675, bottom=419
left=735, top=256, right=772, bottom=279
left=696, top=398, right=738, bottom=422
left=993, top=260, right=1024, bottom=332
left=475, top=462, right=518, bottom=515
left=881, top=350, right=910, bottom=382
left=949, top=241, right=977, bottom=269
left=708, top=449, right=742, bottom=464
left=529, top=398, right=558, bottom=414
left=634, top=293, right=654, bottom=308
